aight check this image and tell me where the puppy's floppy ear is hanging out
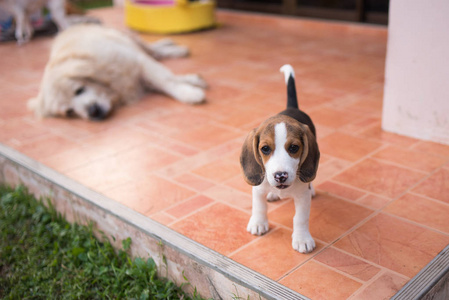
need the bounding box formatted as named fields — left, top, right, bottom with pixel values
left=298, top=125, right=320, bottom=183
left=240, top=129, right=265, bottom=186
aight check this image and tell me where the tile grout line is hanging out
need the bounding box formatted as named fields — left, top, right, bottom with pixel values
left=370, top=156, right=432, bottom=174
left=380, top=211, right=449, bottom=237
left=311, top=259, right=365, bottom=285
left=323, top=179, right=391, bottom=201
left=327, top=245, right=411, bottom=282
left=275, top=239, right=334, bottom=283
left=325, top=142, right=446, bottom=213
left=318, top=143, right=390, bottom=187
left=275, top=209, right=379, bottom=283
left=408, top=190, right=449, bottom=207
left=131, top=124, right=202, bottom=156
left=153, top=137, right=245, bottom=179
left=200, top=183, right=254, bottom=213
left=167, top=200, right=217, bottom=227
left=347, top=269, right=390, bottom=299
left=383, top=161, right=447, bottom=207
left=316, top=185, right=390, bottom=211
left=226, top=227, right=280, bottom=258
left=409, top=140, right=449, bottom=158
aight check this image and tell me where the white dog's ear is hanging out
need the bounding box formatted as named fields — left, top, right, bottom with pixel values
left=298, top=125, right=320, bottom=183
left=27, top=92, right=47, bottom=118
left=240, top=128, right=265, bottom=186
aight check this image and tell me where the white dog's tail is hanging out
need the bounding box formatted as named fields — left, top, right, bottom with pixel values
left=280, top=64, right=298, bottom=109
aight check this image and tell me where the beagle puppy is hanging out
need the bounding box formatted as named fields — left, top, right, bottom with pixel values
left=240, top=64, right=320, bottom=253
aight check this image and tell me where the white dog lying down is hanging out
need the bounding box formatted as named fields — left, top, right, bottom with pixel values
left=28, top=24, right=207, bottom=120
left=0, top=0, right=68, bottom=44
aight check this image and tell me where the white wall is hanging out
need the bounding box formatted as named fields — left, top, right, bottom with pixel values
left=382, top=0, right=449, bottom=145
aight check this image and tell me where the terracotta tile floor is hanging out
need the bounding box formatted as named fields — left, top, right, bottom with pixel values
left=2, top=7, right=449, bottom=299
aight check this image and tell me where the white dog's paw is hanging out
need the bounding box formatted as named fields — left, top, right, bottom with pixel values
left=158, top=45, right=190, bottom=58
left=173, top=84, right=205, bottom=104
left=150, top=39, right=190, bottom=59
left=247, top=217, right=269, bottom=236
left=178, top=74, right=208, bottom=89
left=267, top=192, right=280, bottom=202
left=292, top=233, right=316, bottom=253
left=152, top=38, right=176, bottom=47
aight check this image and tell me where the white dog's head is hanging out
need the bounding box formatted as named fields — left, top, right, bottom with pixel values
left=240, top=114, right=319, bottom=189
left=28, top=63, right=118, bottom=121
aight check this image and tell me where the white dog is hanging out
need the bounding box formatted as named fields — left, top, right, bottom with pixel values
left=240, top=65, right=320, bottom=253
left=28, top=24, right=207, bottom=120
left=0, top=0, right=68, bottom=44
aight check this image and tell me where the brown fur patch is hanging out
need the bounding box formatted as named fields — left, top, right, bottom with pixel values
left=257, top=122, right=275, bottom=165
left=240, top=129, right=265, bottom=185
left=256, top=115, right=306, bottom=162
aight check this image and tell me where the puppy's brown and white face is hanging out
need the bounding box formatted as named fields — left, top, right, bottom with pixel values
left=259, top=121, right=306, bottom=189
left=240, top=115, right=319, bottom=188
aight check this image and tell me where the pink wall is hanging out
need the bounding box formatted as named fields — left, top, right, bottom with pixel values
left=382, top=0, right=449, bottom=145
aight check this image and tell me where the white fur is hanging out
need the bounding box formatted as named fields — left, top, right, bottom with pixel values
left=280, top=64, right=295, bottom=84
left=266, top=192, right=280, bottom=202
left=0, top=0, right=68, bottom=44
left=28, top=24, right=207, bottom=120
left=264, top=123, right=300, bottom=187
left=247, top=122, right=316, bottom=254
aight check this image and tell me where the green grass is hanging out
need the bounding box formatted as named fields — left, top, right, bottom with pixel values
left=72, top=0, right=113, bottom=10
left=0, top=185, right=204, bottom=299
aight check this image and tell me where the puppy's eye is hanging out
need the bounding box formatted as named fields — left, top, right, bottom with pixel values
left=66, top=108, right=75, bottom=117
left=288, top=144, right=300, bottom=154
left=260, top=145, right=271, bottom=155
left=74, top=86, right=85, bottom=96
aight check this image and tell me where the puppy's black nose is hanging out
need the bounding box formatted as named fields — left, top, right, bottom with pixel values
left=274, top=172, right=288, bottom=183
left=87, top=103, right=107, bottom=120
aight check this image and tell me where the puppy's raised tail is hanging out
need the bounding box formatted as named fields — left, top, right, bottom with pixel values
left=280, top=64, right=298, bottom=109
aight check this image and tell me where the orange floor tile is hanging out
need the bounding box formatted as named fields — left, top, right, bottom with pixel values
left=1, top=7, right=449, bottom=299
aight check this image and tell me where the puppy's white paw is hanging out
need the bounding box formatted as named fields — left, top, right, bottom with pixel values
left=292, top=233, right=316, bottom=253
left=247, top=217, right=269, bottom=236
left=173, top=84, right=205, bottom=104
left=267, top=192, right=280, bottom=202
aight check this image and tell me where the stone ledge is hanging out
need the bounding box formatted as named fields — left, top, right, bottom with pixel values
left=393, top=244, right=449, bottom=300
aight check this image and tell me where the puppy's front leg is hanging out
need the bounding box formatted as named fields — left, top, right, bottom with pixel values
left=247, top=185, right=269, bottom=236
left=292, top=190, right=315, bottom=253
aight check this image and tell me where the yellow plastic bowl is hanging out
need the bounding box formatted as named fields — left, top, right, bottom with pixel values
left=125, top=0, right=216, bottom=34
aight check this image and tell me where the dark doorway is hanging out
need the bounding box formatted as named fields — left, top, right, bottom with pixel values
left=217, top=0, right=389, bottom=25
